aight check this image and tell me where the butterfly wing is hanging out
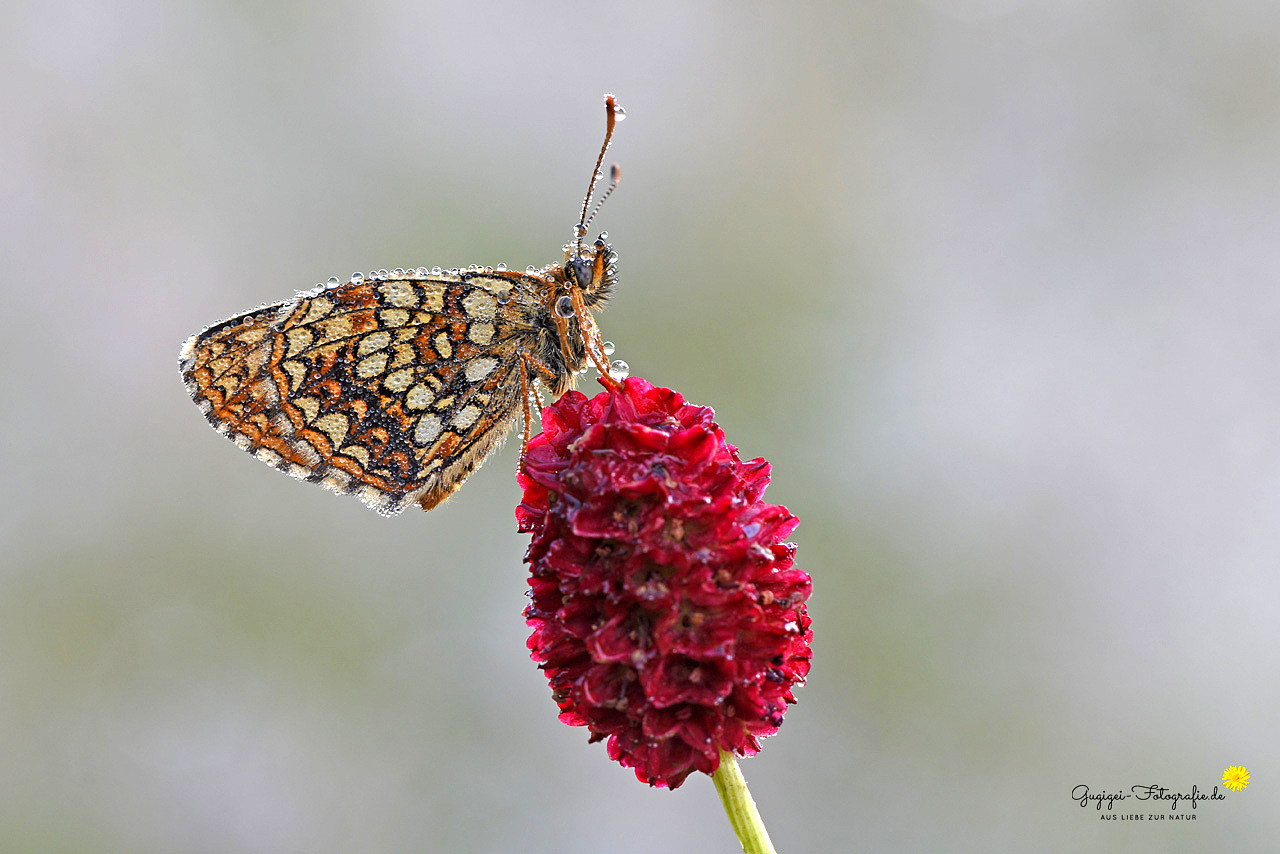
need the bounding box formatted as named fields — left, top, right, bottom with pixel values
left=180, top=271, right=537, bottom=515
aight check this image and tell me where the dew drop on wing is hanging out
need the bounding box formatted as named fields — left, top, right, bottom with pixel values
left=351, top=272, right=364, bottom=284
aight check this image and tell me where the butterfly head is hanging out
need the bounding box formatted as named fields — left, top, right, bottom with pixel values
left=564, top=234, right=617, bottom=307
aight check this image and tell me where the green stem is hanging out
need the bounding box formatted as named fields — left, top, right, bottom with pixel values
left=711, top=750, right=778, bottom=854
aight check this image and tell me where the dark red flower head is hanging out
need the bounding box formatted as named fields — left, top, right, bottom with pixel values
left=518, top=377, right=812, bottom=789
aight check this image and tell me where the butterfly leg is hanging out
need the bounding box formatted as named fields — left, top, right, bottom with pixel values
left=517, top=352, right=566, bottom=468
left=518, top=356, right=533, bottom=468
left=569, top=289, right=620, bottom=389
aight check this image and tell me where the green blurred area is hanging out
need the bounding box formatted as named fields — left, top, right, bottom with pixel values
left=3, top=1, right=1278, bottom=851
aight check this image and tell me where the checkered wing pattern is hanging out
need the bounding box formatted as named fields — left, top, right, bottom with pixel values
left=180, top=271, right=540, bottom=515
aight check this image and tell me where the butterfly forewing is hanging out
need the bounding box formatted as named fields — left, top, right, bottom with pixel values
left=180, top=270, right=549, bottom=515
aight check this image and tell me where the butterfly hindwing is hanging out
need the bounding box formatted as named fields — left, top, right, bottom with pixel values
left=180, top=271, right=542, bottom=515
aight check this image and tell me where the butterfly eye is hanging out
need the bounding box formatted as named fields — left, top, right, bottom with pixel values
left=565, top=258, right=595, bottom=289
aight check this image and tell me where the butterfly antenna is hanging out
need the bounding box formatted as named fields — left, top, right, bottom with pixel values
left=576, top=94, right=620, bottom=254
left=583, top=164, right=621, bottom=233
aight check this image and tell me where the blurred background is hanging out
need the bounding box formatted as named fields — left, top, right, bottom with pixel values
left=3, top=1, right=1277, bottom=851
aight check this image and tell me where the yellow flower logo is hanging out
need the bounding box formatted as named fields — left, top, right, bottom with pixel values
left=1222, top=766, right=1249, bottom=792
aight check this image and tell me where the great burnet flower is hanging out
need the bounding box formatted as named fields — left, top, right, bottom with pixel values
left=518, top=376, right=812, bottom=789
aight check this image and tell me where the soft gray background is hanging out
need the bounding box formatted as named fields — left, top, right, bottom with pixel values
left=3, top=1, right=1276, bottom=851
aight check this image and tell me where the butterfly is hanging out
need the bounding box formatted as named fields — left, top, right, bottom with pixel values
left=179, top=95, right=624, bottom=516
